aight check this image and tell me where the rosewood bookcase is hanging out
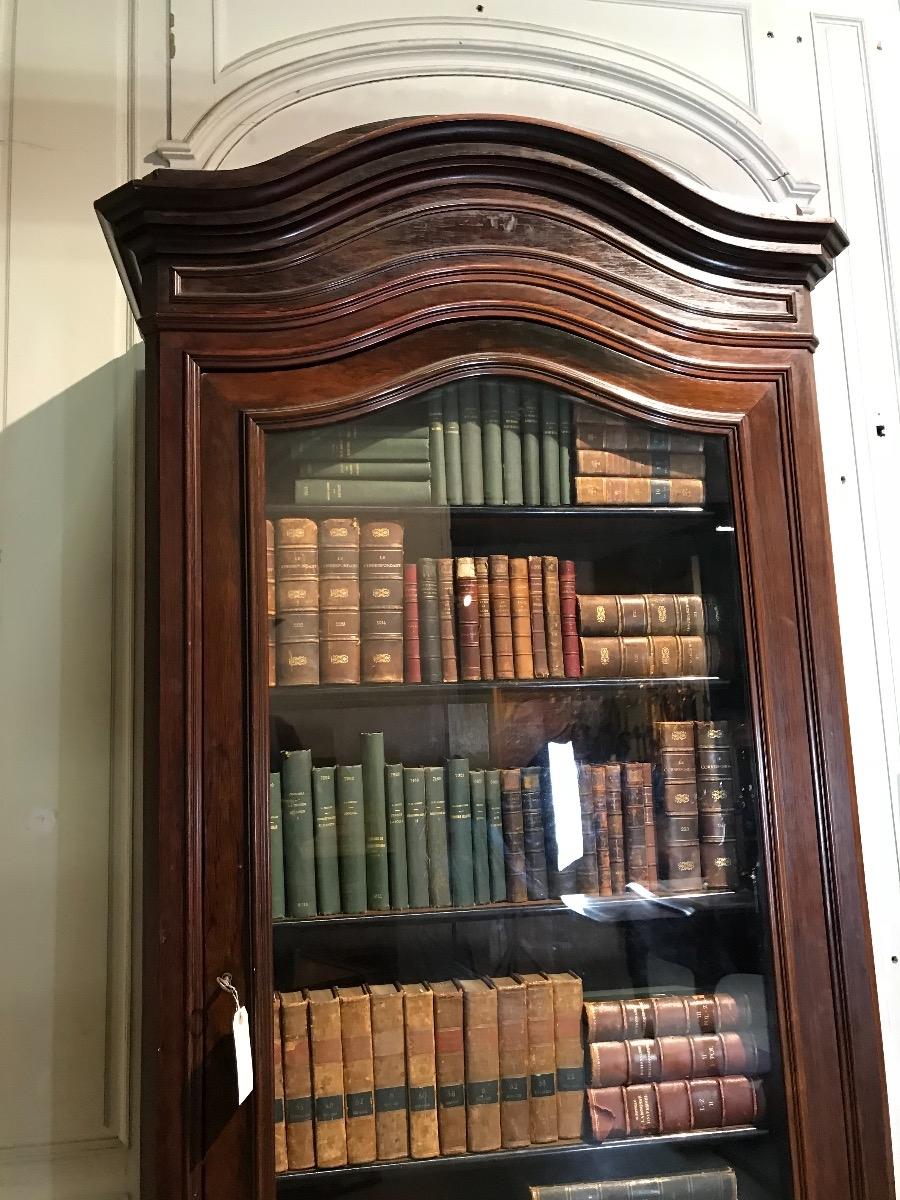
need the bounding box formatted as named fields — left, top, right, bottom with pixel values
left=96, top=116, right=893, bottom=1200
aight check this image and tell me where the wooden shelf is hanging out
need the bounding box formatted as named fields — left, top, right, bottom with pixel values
left=267, top=503, right=718, bottom=520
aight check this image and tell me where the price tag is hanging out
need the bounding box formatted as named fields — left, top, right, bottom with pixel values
left=233, top=1005, right=254, bottom=1105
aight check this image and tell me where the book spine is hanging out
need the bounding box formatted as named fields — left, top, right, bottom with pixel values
left=428, top=393, right=448, bottom=506
left=402, top=985, right=440, bottom=1158
left=661, top=815, right=703, bottom=892
left=558, top=559, right=581, bottom=678
left=540, top=389, right=561, bottom=505
left=521, top=767, right=549, bottom=900
left=469, top=769, right=492, bottom=904
left=443, top=389, right=464, bottom=505
left=500, top=381, right=524, bottom=504
left=275, top=517, right=319, bottom=685
left=274, top=994, right=288, bottom=1173
left=280, top=992, right=314, bottom=1169
left=337, top=988, right=376, bottom=1163
left=518, top=975, right=558, bottom=1143
left=424, top=766, right=452, bottom=907
left=385, top=764, right=409, bottom=911
left=573, top=475, right=705, bottom=506
left=455, top=556, right=481, bottom=680
left=584, top=992, right=750, bottom=1042
left=475, top=556, right=495, bottom=679
left=558, top=397, right=572, bottom=504
left=587, top=1075, right=765, bottom=1140
left=657, top=722, right=701, bottom=892
left=447, top=757, right=475, bottom=907
left=403, top=564, right=422, bottom=684
left=295, top=478, right=432, bottom=504
left=308, top=989, right=348, bottom=1167
left=270, top=773, right=286, bottom=920
left=528, top=1170, right=738, bottom=1199
left=574, top=448, right=706, bottom=480
left=360, top=521, right=404, bottom=685
left=587, top=1031, right=764, bottom=1087
left=417, top=558, right=442, bottom=684
left=547, top=972, right=585, bottom=1139
left=696, top=721, right=738, bottom=890
left=437, top=558, right=459, bottom=682
left=500, top=768, right=528, bottom=902
left=575, top=766, right=600, bottom=894
left=572, top=411, right=705, bottom=453
left=336, top=764, right=367, bottom=913
left=430, top=983, right=466, bottom=1154
left=577, top=593, right=704, bottom=636
left=485, top=769, right=507, bottom=902
left=541, top=555, right=564, bottom=678
left=459, top=379, right=485, bottom=505
left=481, top=379, right=504, bottom=504
left=319, top=518, right=360, bottom=684
left=295, top=431, right=430, bottom=461
left=605, top=764, right=626, bottom=895
left=643, top=761, right=659, bottom=891
left=590, top=765, right=613, bottom=896
left=528, top=555, right=550, bottom=677
left=403, top=767, right=430, bottom=908
left=521, top=384, right=541, bottom=504
left=360, top=732, right=390, bottom=910
left=459, top=979, right=502, bottom=1151
left=296, top=460, right=433, bottom=480
left=282, top=749, right=317, bottom=919
left=510, top=558, right=535, bottom=678
left=622, top=762, right=650, bottom=888
left=542, top=765, right=578, bottom=898
left=491, top=979, right=530, bottom=1147
left=489, top=554, right=515, bottom=679
left=367, top=985, right=408, bottom=1161
left=312, top=767, right=341, bottom=915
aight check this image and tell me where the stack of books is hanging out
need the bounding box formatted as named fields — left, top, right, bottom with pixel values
left=577, top=592, right=719, bottom=679
left=273, top=971, right=584, bottom=1172
left=528, top=1166, right=739, bottom=1199
left=573, top=408, right=706, bottom=506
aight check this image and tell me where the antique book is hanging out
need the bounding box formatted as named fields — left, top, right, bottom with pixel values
left=590, top=764, right=613, bottom=896
left=541, top=389, right=561, bottom=505
left=584, top=993, right=751, bottom=1042
left=292, top=426, right=430, bottom=461
left=701, top=838, right=739, bottom=891
left=360, top=732, right=390, bottom=910
left=577, top=594, right=704, bottom=637
left=401, top=983, right=440, bottom=1158
left=546, top=971, right=585, bottom=1139
left=490, top=977, right=530, bottom=1148
left=270, top=772, right=286, bottom=920
left=428, top=392, right=448, bottom=506
left=385, top=763, right=409, bottom=911
left=500, top=381, right=525, bottom=504
left=574, top=476, right=705, bottom=506
left=485, top=769, right=507, bottom=901
left=643, top=762, right=659, bottom=891
left=521, top=383, right=542, bottom=504
left=417, top=558, right=442, bottom=683
left=622, top=762, right=649, bottom=888
left=542, top=555, right=565, bottom=677
left=308, top=988, right=348, bottom=1167
left=696, top=721, right=738, bottom=888
left=424, top=766, right=452, bottom=907
left=516, top=973, right=558, bottom=1143
left=572, top=412, right=704, bottom=454
left=403, top=767, right=430, bottom=908
left=274, top=517, right=319, bottom=685
left=296, top=460, right=433, bottom=480
left=558, top=559, right=581, bottom=678
left=481, top=379, right=504, bottom=504
left=605, top=764, right=626, bottom=895
left=273, top=993, right=288, bottom=1173
left=558, top=397, right=572, bottom=504
left=500, top=767, right=528, bottom=902
left=489, top=554, right=515, bottom=678
left=312, top=766, right=341, bottom=915
left=336, top=986, right=376, bottom=1163
left=660, top=814, right=702, bottom=893
left=475, top=556, right=495, bottom=679
left=588, top=1031, right=766, bottom=1087
left=280, top=991, right=314, bottom=1170
left=282, top=749, right=317, bottom=919
left=528, top=555, right=550, bottom=677
left=443, top=390, right=464, bottom=505
left=521, top=766, right=550, bottom=900
left=543, top=765, right=578, bottom=898
left=336, top=764, right=367, bottom=913
left=459, top=379, right=485, bottom=504
left=574, top=449, right=707, bottom=479
left=447, top=757, right=475, bottom=907
left=528, top=1167, right=738, bottom=1199
left=403, top=563, right=422, bottom=683
left=458, top=978, right=502, bottom=1151
left=319, top=518, right=361, bottom=684
left=366, top=983, right=408, bottom=1161
left=656, top=722, right=701, bottom=892
left=455, top=557, right=481, bottom=681
left=295, top=478, right=432, bottom=504
left=579, top=635, right=708, bottom=679
left=430, top=980, right=466, bottom=1154
left=510, top=557, right=535, bottom=678
left=587, top=1075, right=765, bottom=1140
left=575, top=765, right=600, bottom=895
left=437, top=557, right=459, bottom=682
left=360, top=521, right=404, bottom=684
left=470, top=769, right=492, bottom=904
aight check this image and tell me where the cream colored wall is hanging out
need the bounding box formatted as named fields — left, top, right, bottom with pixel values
left=0, top=3, right=897, bottom=1197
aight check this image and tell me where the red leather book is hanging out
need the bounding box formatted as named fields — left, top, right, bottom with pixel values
left=588, top=1032, right=767, bottom=1086
left=455, top=557, right=481, bottom=681
left=587, top=1075, right=765, bottom=1140
left=403, top=562, right=421, bottom=684
left=558, top=560, right=580, bottom=677
left=584, top=993, right=751, bottom=1042
left=437, top=558, right=458, bottom=683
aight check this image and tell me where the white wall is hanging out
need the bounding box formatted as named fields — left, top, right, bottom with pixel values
left=0, top=3, right=897, bottom=1197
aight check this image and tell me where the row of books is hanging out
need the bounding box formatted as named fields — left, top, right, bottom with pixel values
left=272, top=971, right=584, bottom=1172
left=576, top=591, right=720, bottom=680
left=572, top=407, right=706, bottom=506
left=529, top=1167, right=738, bottom=1199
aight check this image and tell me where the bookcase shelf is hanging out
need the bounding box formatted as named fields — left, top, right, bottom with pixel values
left=267, top=504, right=717, bottom=520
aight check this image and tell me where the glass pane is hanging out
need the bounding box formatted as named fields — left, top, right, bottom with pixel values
left=263, top=377, right=785, bottom=1200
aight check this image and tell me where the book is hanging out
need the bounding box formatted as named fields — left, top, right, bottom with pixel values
left=481, top=380, right=504, bottom=504
left=336, top=764, right=367, bottom=913
left=543, top=765, right=577, bottom=898
left=510, top=558, right=534, bottom=678
left=417, top=558, right=442, bottom=683
left=469, top=769, right=492, bottom=904
left=587, top=1074, right=765, bottom=1140
left=447, top=757, right=475, bottom=907
left=605, top=765, right=626, bottom=895
left=575, top=766, right=600, bottom=894
left=574, top=476, right=705, bottom=506
left=622, top=762, right=649, bottom=888
left=490, top=977, right=530, bottom=1147
left=319, top=518, right=361, bottom=684
left=521, top=384, right=541, bottom=504
left=572, top=411, right=704, bottom=454
left=500, top=768, right=528, bottom=902
left=558, top=398, right=572, bottom=504
left=546, top=971, right=585, bottom=1139
left=660, top=814, right=702, bottom=894
left=308, top=987, right=348, bottom=1167
left=430, top=981, right=466, bottom=1154
left=528, top=1168, right=739, bottom=1199
left=360, top=732, right=390, bottom=910
left=280, top=991, right=314, bottom=1169
left=542, top=556, right=564, bottom=678
left=540, top=389, right=561, bottom=505
left=403, top=563, right=421, bottom=683
left=428, top=393, right=448, bottom=506
left=657, top=722, right=701, bottom=892
left=270, top=772, right=286, bottom=920
left=312, top=766, right=341, bottom=915
left=361, top=521, right=404, bottom=684
left=403, top=767, right=430, bottom=908
left=475, top=556, right=495, bottom=679
left=574, top=448, right=707, bottom=479
left=583, top=992, right=751, bottom=1041
left=275, top=517, right=319, bottom=685
left=500, top=381, right=524, bottom=504
left=385, top=763, right=409, bottom=911
left=366, top=983, right=408, bottom=1160
left=282, top=749, right=317, bottom=919
left=587, top=1031, right=766, bottom=1087
left=516, top=973, right=558, bottom=1143
left=643, top=762, right=659, bottom=891
left=455, top=557, right=481, bottom=680
left=489, top=554, right=515, bottom=679
left=443, top=390, right=464, bottom=505
left=292, top=429, right=430, bottom=462
left=401, top=983, right=440, bottom=1158
left=696, top=721, right=738, bottom=889
left=528, top=556, right=550, bottom=677
left=274, top=994, right=288, bottom=1173
left=459, top=379, right=485, bottom=504
left=424, top=766, right=452, bottom=907
left=521, top=767, right=550, bottom=900
left=458, top=978, right=502, bottom=1151
left=577, top=593, right=705, bottom=636
left=558, top=559, right=581, bottom=678
left=485, top=769, right=507, bottom=901
left=336, top=987, right=376, bottom=1163
left=295, top=460, right=433, bottom=480
left=295, top=478, right=432, bottom=504
left=579, top=635, right=708, bottom=678
left=437, top=558, right=459, bottom=682
left=590, top=765, right=613, bottom=896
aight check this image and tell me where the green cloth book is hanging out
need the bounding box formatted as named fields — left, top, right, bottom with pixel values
left=443, top=391, right=464, bottom=505
left=282, top=749, right=317, bottom=919
left=469, top=770, right=491, bottom=904
left=558, top=397, right=571, bottom=505
left=336, top=764, right=367, bottom=913
left=484, top=769, right=507, bottom=902
left=403, top=767, right=430, bottom=908
left=459, top=379, right=485, bottom=504
left=521, top=385, right=541, bottom=505
left=424, top=766, right=452, bottom=907
left=312, top=766, right=341, bottom=915
left=294, top=479, right=432, bottom=505
left=500, top=382, right=524, bottom=505
left=295, top=460, right=432, bottom=480
left=385, top=763, right=409, bottom=911
left=428, top=393, right=448, bottom=506
left=481, top=381, right=503, bottom=505
left=540, top=390, right=561, bottom=505
left=361, top=733, right=390, bottom=911
left=270, top=771, right=286, bottom=920
left=293, top=431, right=429, bottom=461
left=447, top=757, right=475, bottom=907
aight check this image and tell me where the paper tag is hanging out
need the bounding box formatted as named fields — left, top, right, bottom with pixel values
left=233, top=1006, right=254, bottom=1105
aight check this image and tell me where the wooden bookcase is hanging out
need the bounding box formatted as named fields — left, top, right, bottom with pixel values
left=96, top=117, right=893, bottom=1200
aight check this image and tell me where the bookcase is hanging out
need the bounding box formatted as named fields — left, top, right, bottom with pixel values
left=96, top=117, right=893, bottom=1200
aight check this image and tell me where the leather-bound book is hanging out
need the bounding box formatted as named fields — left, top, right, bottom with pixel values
left=605, top=764, right=626, bottom=895
left=459, top=378, right=485, bottom=505
left=510, top=558, right=535, bottom=678
left=542, top=556, right=565, bottom=677
left=500, top=381, right=524, bottom=504
left=268, top=617, right=277, bottom=687
left=642, top=761, right=659, bottom=890
left=574, top=448, right=707, bottom=480
left=474, top=556, right=495, bottom=678
left=267, top=522, right=276, bottom=686
left=482, top=379, right=504, bottom=505
left=590, top=764, right=613, bottom=896
left=366, top=983, right=408, bottom=1161
left=622, top=762, right=649, bottom=888
left=280, top=991, right=314, bottom=1170
left=282, top=749, right=317, bottom=919
left=490, top=977, right=530, bottom=1147
left=489, top=554, right=515, bottom=678
left=403, top=767, right=430, bottom=908
left=429, top=392, right=448, bottom=507
left=385, top=763, right=409, bottom=911
left=275, top=565, right=320, bottom=686
left=430, top=981, right=466, bottom=1154
left=546, top=971, right=585, bottom=1139
left=307, top=987, right=348, bottom=1167
left=336, top=764, right=367, bottom=913
left=447, top=757, right=475, bottom=907
left=437, top=558, right=459, bottom=682
left=425, top=766, right=452, bottom=906
left=337, top=986, right=376, bottom=1163
left=458, top=978, right=502, bottom=1151
left=573, top=412, right=704, bottom=454
left=584, top=993, right=751, bottom=1042
left=403, top=563, right=421, bottom=683
left=270, top=773, right=286, bottom=920
left=543, top=765, right=578, bottom=898
left=516, top=973, right=558, bottom=1143
left=558, top=398, right=572, bottom=504
left=656, top=723, right=700, bottom=892
left=588, top=1031, right=766, bottom=1087
left=273, top=994, right=289, bottom=1173
left=360, top=732, right=390, bottom=910
left=575, top=765, right=600, bottom=894
left=528, top=556, right=550, bottom=677
left=401, top=983, right=440, bottom=1159
left=660, top=814, right=702, bottom=893
left=470, top=770, right=492, bottom=904
left=558, top=559, right=581, bottom=678
left=417, top=558, right=442, bottom=683
left=521, top=384, right=542, bottom=504
left=574, top=476, right=705, bottom=506
left=455, top=557, right=481, bottom=680
left=587, top=1075, right=765, bottom=1140
left=521, top=767, right=550, bottom=900
left=361, top=521, right=404, bottom=684
left=540, top=388, right=561, bottom=505
left=500, top=768, right=528, bottom=902
left=696, top=721, right=738, bottom=888
left=485, top=770, right=507, bottom=901
left=701, top=837, right=739, bottom=891
left=319, top=517, right=360, bottom=683
left=312, top=767, right=341, bottom=915
left=443, top=388, right=464, bottom=505
left=528, top=1167, right=738, bottom=1200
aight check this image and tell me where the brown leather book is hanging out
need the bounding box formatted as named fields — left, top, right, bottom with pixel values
left=515, top=973, right=558, bottom=1143
left=642, top=762, right=659, bottom=890
left=307, top=987, right=348, bottom=1167
left=429, top=981, right=466, bottom=1155
left=574, top=448, right=706, bottom=479
left=490, top=977, right=530, bottom=1148
left=587, top=1075, right=765, bottom=1140
left=545, top=972, right=585, bottom=1140
left=605, top=764, right=626, bottom=895
left=578, top=594, right=705, bottom=637
left=542, top=556, right=565, bottom=677
left=573, top=410, right=704, bottom=451
left=455, top=557, right=481, bottom=681
left=580, top=636, right=652, bottom=678
left=458, top=978, right=502, bottom=1151
left=509, top=558, right=534, bottom=678
left=319, top=518, right=360, bottom=685
left=697, top=724, right=739, bottom=887
left=474, top=557, right=494, bottom=679
left=266, top=519, right=276, bottom=618
left=361, top=521, right=404, bottom=684
left=590, top=765, right=613, bottom=896
left=488, top=554, right=515, bottom=679
left=575, top=766, right=600, bottom=894
left=588, top=1031, right=766, bottom=1087
left=403, top=563, right=421, bottom=684
left=622, top=763, right=649, bottom=888
left=528, top=556, right=550, bottom=677
left=558, top=559, right=581, bottom=678
left=500, top=768, right=528, bottom=902
left=273, top=994, right=289, bottom=1173
left=436, top=558, right=459, bottom=683
left=268, top=619, right=276, bottom=687
left=659, top=817, right=702, bottom=893
left=574, top=476, right=705, bottom=505
left=335, top=986, right=376, bottom=1164
left=280, top=991, right=314, bottom=1170
left=656, top=722, right=701, bottom=892
left=584, top=993, right=751, bottom=1042
left=401, top=983, right=440, bottom=1159
left=366, top=983, right=408, bottom=1161
left=276, top=516, right=318, bottom=551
